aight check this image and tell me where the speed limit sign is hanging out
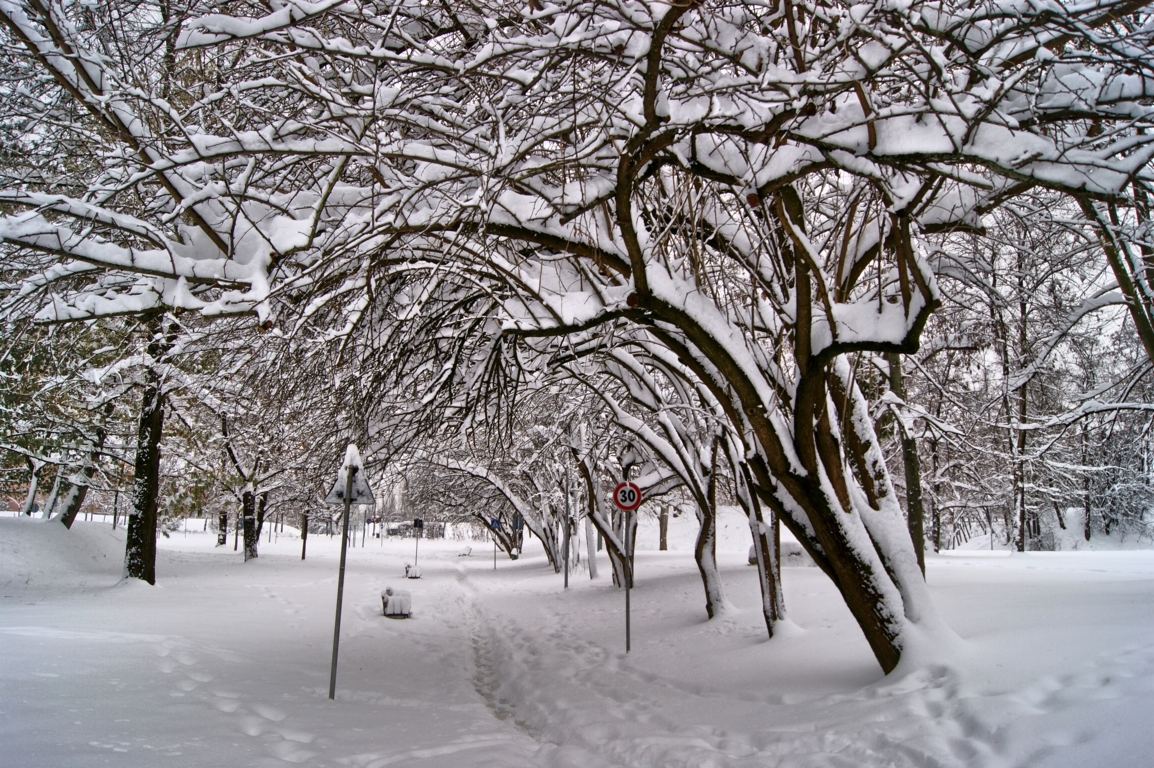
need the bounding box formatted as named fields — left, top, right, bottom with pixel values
left=613, top=481, right=642, bottom=511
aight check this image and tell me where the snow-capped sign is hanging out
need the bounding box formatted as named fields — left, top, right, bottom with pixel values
left=324, top=444, right=376, bottom=506
left=613, top=481, right=642, bottom=511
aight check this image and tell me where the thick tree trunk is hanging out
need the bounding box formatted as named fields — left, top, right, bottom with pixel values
left=659, top=505, right=668, bottom=551
left=640, top=295, right=940, bottom=673
left=56, top=479, right=90, bottom=530
left=217, top=508, right=228, bottom=546
left=301, top=510, right=308, bottom=560
left=124, top=369, right=165, bottom=584
left=242, top=489, right=258, bottom=561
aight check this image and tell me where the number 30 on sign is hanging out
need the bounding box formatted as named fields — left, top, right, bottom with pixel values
left=613, top=481, right=642, bottom=511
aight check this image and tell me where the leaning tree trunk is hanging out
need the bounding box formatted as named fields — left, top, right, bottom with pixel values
left=647, top=322, right=933, bottom=671
left=124, top=369, right=165, bottom=584
left=56, top=471, right=91, bottom=530
left=41, top=472, right=62, bottom=519
left=1080, top=197, right=1154, bottom=367
left=59, top=404, right=114, bottom=530
left=20, top=456, right=43, bottom=516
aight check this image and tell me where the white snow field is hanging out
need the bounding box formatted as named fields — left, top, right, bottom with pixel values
left=2, top=513, right=1153, bottom=768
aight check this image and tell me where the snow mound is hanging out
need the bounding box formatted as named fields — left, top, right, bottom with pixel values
left=0, top=517, right=125, bottom=590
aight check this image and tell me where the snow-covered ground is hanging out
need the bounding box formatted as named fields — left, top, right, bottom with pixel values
left=2, top=511, right=1153, bottom=768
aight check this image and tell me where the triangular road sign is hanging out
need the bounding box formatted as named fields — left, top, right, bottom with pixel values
left=324, top=444, right=376, bottom=505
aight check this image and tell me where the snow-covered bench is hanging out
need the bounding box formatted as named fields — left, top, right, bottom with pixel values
left=381, top=587, right=411, bottom=618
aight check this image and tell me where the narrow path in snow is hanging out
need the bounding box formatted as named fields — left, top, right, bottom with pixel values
left=456, top=564, right=528, bottom=729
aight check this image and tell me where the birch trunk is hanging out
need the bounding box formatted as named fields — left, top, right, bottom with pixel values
left=20, top=457, right=42, bottom=516
left=584, top=516, right=598, bottom=579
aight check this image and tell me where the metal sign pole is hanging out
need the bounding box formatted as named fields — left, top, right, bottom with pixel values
left=625, top=509, right=631, bottom=653
left=328, top=466, right=355, bottom=700
left=490, top=518, right=501, bottom=570
left=612, top=481, right=640, bottom=655
left=564, top=474, right=570, bottom=589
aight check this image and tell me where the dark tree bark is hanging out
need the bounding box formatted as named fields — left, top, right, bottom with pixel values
left=659, top=505, right=668, bottom=551
left=241, top=489, right=258, bottom=560
left=124, top=359, right=165, bottom=584
left=300, top=510, right=308, bottom=560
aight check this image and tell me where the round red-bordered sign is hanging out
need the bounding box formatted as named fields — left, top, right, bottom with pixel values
left=612, top=481, right=642, bottom=511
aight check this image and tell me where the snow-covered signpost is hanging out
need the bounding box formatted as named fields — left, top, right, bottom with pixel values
left=613, top=482, right=642, bottom=653
left=324, top=445, right=375, bottom=701
left=491, top=518, right=501, bottom=570
left=413, top=518, right=424, bottom=570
